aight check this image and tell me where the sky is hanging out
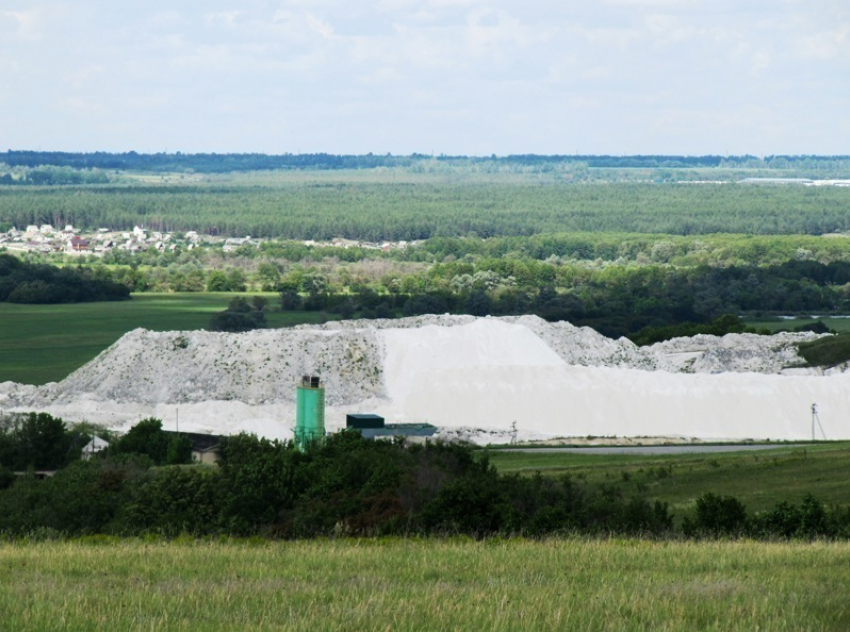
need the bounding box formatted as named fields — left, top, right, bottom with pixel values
left=1, top=1, right=848, bottom=156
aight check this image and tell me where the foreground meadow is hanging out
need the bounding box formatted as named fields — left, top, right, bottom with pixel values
left=2, top=538, right=848, bottom=631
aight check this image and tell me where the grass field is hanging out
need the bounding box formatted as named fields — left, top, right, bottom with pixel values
left=0, top=293, right=331, bottom=385
left=1, top=538, right=848, bottom=631
left=487, top=443, right=850, bottom=514
left=745, top=316, right=850, bottom=333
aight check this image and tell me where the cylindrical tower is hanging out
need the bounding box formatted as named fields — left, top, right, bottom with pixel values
left=295, top=375, right=325, bottom=449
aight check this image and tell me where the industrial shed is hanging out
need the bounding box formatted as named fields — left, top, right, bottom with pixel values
left=346, top=414, right=437, bottom=440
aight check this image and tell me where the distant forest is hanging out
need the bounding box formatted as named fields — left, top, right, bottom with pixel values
left=2, top=150, right=850, bottom=173
left=3, top=182, right=850, bottom=239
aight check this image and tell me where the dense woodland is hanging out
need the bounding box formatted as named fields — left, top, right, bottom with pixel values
left=1, top=415, right=848, bottom=540
left=0, top=253, right=129, bottom=303
left=6, top=241, right=850, bottom=338
left=59, top=243, right=850, bottom=338
left=3, top=181, right=850, bottom=239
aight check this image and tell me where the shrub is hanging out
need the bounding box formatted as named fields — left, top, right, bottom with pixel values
left=684, top=492, right=748, bottom=537
left=118, top=466, right=221, bottom=536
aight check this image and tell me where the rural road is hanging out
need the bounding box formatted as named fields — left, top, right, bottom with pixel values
left=499, top=444, right=808, bottom=456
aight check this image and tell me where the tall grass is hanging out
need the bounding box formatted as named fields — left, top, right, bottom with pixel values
left=1, top=538, right=848, bottom=631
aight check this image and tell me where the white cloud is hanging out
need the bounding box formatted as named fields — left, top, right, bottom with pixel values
left=204, top=11, right=241, bottom=28
left=63, top=65, right=105, bottom=90
left=0, top=8, right=49, bottom=41
left=797, top=25, right=850, bottom=60
left=65, top=96, right=103, bottom=113
left=306, top=14, right=336, bottom=39
left=750, top=50, right=772, bottom=73
left=0, top=0, right=846, bottom=154
left=601, top=0, right=688, bottom=6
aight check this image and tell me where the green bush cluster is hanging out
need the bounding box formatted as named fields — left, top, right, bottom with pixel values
left=0, top=413, right=89, bottom=473
left=106, top=418, right=192, bottom=466
left=4, top=423, right=849, bottom=540
left=0, top=254, right=129, bottom=304
left=683, top=492, right=850, bottom=539
left=0, top=429, right=675, bottom=538
left=208, top=296, right=267, bottom=332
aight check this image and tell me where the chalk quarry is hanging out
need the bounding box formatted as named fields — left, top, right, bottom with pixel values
left=1, top=315, right=848, bottom=444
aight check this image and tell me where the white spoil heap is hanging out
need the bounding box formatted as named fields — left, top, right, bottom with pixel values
left=0, top=315, right=843, bottom=443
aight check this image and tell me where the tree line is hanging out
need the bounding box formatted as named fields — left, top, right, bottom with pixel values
left=0, top=165, right=109, bottom=186
left=0, top=254, right=129, bottom=303
left=2, top=420, right=848, bottom=540
left=4, top=151, right=850, bottom=173
left=167, top=258, right=850, bottom=339
left=8, top=246, right=850, bottom=339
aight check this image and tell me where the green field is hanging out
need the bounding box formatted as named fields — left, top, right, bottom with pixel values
left=0, top=293, right=331, bottom=385
left=487, top=443, right=850, bottom=514
left=745, top=316, right=850, bottom=333
left=1, top=538, right=848, bottom=631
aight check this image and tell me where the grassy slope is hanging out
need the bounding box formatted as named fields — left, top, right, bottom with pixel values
left=1, top=539, right=849, bottom=631
left=487, top=443, right=850, bottom=514
left=0, top=293, right=331, bottom=385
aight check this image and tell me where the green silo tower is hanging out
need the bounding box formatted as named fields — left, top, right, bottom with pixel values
left=295, top=375, right=325, bottom=450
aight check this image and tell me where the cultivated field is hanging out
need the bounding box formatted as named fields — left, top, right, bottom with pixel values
left=1, top=538, right=848, bottom=631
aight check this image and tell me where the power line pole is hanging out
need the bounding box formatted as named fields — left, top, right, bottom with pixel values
left=811, top=403, right=826, bottom=441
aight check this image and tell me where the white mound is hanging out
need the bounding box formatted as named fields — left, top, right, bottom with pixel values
left=1, top=315, right=843, bottom=442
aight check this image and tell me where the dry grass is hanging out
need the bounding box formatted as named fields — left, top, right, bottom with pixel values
left=1, top=537, right=849, bottom=631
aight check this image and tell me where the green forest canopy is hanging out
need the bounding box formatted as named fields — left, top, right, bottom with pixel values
left=2, top=181, right=850, bottom=240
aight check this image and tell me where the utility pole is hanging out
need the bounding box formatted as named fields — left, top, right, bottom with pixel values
left=811, top=403, right=826, bottom=441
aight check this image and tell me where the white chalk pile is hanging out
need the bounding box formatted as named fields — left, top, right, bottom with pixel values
left=1, top=315, right=845, bottom=443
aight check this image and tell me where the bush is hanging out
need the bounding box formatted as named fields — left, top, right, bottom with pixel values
left=684, top=492, right=748, bottom=537
left=0, top=412, right=77, bottom=470
left=209, top=296, right=267, bottom=332
left=7, top=426, right=843, bottom=542
left=420, top=457, right=508, bottom=536
left=108, top=418, right=192, bottom=466
left=119, top=466, right=221, bottom=536
left=752, top=494, right=833, bottom=539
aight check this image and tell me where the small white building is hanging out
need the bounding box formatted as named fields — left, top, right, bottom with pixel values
left=81, top=436, right=110, bottom=460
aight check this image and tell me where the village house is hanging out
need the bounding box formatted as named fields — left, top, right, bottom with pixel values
left=68, top=235, right=90, bottom=252
left=163, top=431, right=224, bottom=465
